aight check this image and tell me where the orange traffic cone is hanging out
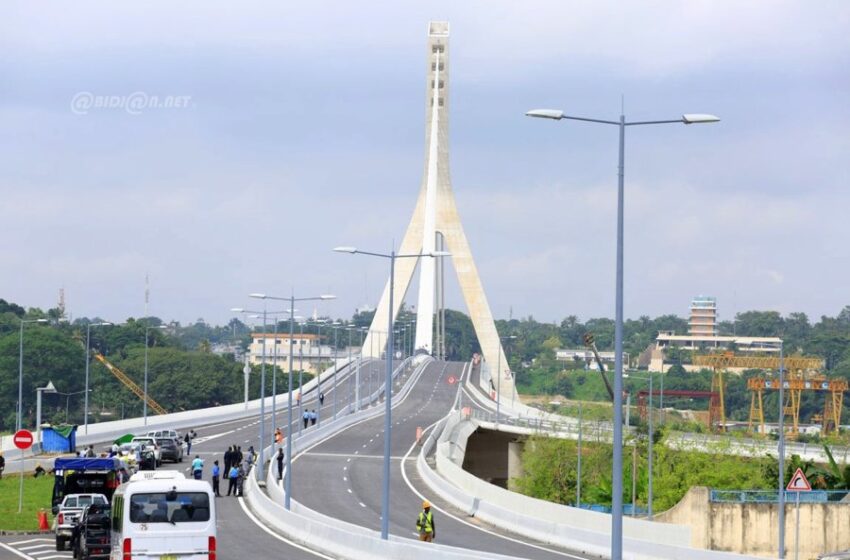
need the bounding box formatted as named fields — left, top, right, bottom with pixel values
left=37, top=510, right=50, bottom=531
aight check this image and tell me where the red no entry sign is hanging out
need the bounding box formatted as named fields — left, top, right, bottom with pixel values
left=13, top=429, right=34, bottom=450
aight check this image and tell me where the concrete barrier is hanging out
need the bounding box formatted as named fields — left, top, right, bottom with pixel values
left=419, top=412, right=761, bottom=560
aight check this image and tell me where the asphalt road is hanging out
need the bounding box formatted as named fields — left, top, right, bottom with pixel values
left=0, top=360, right=380, bottom=560
left=290, top=360, right=592, bottom=560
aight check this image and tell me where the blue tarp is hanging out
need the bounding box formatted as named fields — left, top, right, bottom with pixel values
left=42, top=425, right=77, bottom=453
left=54, top=457, right=121, bottom=472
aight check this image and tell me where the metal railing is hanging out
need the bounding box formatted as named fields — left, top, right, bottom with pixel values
left=710, top=489, right=849, bottom=503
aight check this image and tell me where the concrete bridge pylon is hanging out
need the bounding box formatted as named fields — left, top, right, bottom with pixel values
left=361, top=22, right=514, bottom=400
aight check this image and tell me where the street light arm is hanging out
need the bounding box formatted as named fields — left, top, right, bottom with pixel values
left=625, top=119, right=689, bottom=126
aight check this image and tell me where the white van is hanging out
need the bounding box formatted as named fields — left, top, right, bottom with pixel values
left=110, top=471, right=216, bottom=560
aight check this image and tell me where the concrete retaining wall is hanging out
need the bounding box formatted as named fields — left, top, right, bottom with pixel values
left=419, top=412, right=761, bottom=560
left=655, top=486, right=850, bottom=558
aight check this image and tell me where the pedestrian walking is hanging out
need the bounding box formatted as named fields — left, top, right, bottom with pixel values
left=276, top=448, right=284, bottom=482
left=184, top=432, right=192, bottom=455
left=303, top=410, right=310, bottom=429
left=319, top=392, right=325, bottom=406
left=211, top=460, right=221, bottom=497
left=274, top=428, right=283, bottom=444
left=227, top=464, right=239, bottom=496
left=310, top=409, right=317, bottom=426
left=416, top=500, right=435, bottom=542
left=236, top=446, right=243, bottom=465
left=85, top=445, right=95, bottom=458
left=247, top=446, right=255, bottom=466
left=191, top=455, right=204, bottom=480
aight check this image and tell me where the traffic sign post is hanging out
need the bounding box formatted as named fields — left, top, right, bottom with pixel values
left=786, top=467, right=811, bottom=560
left=14, top=429, right=34, bottom=514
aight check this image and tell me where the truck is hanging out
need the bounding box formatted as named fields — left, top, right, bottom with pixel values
left=54, top=493, right=108, bottom=551
left=51, top=458, right=127, bottom=551
left=71, top=502, right=112, bottom=560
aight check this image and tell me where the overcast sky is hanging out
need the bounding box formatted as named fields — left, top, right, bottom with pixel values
left=1, top=1, right=848, bottom=327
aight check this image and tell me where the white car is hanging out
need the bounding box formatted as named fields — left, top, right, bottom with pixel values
left=130, top=437, right=161, bottom=466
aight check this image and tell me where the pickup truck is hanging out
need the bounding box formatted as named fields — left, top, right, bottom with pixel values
left=53, top=494, right=108, bottom=551
left=71, top=503, right=111, bottom=560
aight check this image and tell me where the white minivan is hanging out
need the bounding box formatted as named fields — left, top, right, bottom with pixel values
left=110, top=471, right=216, bottom=560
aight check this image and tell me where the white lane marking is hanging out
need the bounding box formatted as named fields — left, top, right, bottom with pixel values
left=347, top=488, right=353, bottom=494
left=0, top=542, right=35, bottom=560
left=359, top=502, right=367, bottom=508
left=8, top=540, right=49, bottom=546
left=19, top=545, right=52, bottom=551
left=31, top=556, right=72, bottom=560
left=236, top=496, right=334, bottom=559
left=343, top=476, right=347, bottom=482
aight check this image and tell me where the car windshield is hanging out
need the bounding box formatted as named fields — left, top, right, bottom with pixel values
left=129, top=492, right=210, bottom=523
left=156, top=439, right=174, bottom=447
left=78, top=495, right=107, bottom=507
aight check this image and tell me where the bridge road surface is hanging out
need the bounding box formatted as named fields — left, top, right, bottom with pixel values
left=290, top=360, right=593, bottom=560
left=0, top=360, right=384, bottom=560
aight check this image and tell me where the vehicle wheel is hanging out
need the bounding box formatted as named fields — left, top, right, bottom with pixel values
left=55, top=537, right=64, bottom=551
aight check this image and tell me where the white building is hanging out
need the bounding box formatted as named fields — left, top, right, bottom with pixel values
left=646, top=332, right=782, bottom=372
left=247, top=333, right=345, bottom=373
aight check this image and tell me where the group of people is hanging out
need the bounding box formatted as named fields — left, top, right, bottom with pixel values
left=302, top=409, right=318, bottom=429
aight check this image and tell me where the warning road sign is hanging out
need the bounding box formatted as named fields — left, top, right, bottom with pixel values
left=786, top=467, right=812, bottom=492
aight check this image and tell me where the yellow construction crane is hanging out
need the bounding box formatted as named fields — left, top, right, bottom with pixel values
left=747, top=375, right=847, bottom=436
left=92, top=351, right=168, bottom=416
left=693, top=352, right=823, bottom=433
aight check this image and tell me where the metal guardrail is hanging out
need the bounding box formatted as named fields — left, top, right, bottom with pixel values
left=710, top=489, right=850, bottom=503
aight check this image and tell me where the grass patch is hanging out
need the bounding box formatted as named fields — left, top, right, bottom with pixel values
left=0, top=475, right=54, bottom=531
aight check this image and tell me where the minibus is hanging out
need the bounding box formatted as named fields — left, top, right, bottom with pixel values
left=110, top=471, right=216, bottom=560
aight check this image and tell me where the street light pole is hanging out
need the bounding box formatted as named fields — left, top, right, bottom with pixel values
left=526, top=107, right=718, bottom=559
left=251, top=292, right=336, bottom=510
left=334, top=245, right=450, bottom=540
left=778, top=341, right=786, bottom=558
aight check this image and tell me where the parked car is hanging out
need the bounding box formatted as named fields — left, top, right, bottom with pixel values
left=53, top=493, right=108, bottom=551
left=71, top=503, right=111, bottom=560
left=156, top=437, right=183, bottom=463
left=130, top=437, right=161, bottom=466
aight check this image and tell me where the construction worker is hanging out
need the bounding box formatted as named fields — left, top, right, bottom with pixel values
left=416, top=499, right=435, bottom=542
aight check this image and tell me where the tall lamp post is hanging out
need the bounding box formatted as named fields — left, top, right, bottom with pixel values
left=17, top=318, right=48, bottom=431
left=143, top=323, right=167, bottom=426
left=624, top=373, right=654, bottom=519
left=54, top=389, right=90, bottom=424
left=250, top=292, right=336, bottom=510
left=233, top=304, right=297, bottom=479
left=334, top=245, right=449, bottom=540
left=526, top=106, right=718, bottom=559
left=84, top=321, right=113, bottom=435
left=495, top=334, right=517, bottom=425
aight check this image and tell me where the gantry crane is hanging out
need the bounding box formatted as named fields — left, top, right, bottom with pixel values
left=693, top=352, right=824, bottom=434
left=748, top=374, right=847, bottom=436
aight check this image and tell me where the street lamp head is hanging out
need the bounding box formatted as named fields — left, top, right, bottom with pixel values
left=682, top=113, right=721, bottom=125
left=35, top=319, right=49, bottom=323
left=525, top=109, right=564, bottom=120
left=319, top=294, right=337, bottom=300
left=333, top=246, right=357, bottom=254
left=429, top=251, right=451, bottom=258
left=249, top=293, right=267, bottom=299
left=230, top=307, right=245, bottom=313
